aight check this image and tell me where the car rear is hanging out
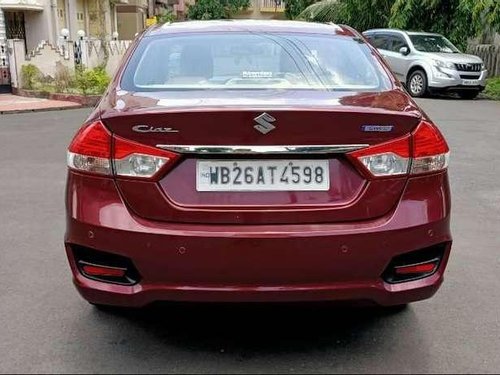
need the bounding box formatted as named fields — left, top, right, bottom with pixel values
left=64, top=21, right=452, bottom=307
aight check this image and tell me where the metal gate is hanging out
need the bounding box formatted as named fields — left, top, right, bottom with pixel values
left=0, top=8, right=12, bottom=93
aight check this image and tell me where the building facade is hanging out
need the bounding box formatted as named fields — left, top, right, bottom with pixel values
left=235, top=0, right=285, bottom=20
left=0, top=0, right=173, bottom=52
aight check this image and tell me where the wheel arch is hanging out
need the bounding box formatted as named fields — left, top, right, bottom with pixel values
left=406, top=62, right=432, bottom=84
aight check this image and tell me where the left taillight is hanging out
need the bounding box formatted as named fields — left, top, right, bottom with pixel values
left=67, top=121, right=112, bottom=175
left=67, top=120, right=179, bottom=179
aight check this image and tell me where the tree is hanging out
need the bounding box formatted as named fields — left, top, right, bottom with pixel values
left=298, top=0, right=500, bottom=50
left=389, top=0, right=499, bottom=49
left=284, top=0, right=317, bottom=19
left=187, top=0, right=250, bottom=20
left=299, top=0, right=392, bottom=30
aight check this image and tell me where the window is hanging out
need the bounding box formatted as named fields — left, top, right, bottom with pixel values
left=387, top=35, right=407, bottom=52
left=409, top=34, right=460, bottom=53
left=368, top=34, right=390, bottom=50
left=122, top=32, right=390, bottom=92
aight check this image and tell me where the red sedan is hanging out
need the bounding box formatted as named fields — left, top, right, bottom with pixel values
left=64, top=20, right=452, bottom=308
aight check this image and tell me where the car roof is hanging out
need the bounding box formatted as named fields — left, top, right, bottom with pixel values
left=145, top=19, right=356, bottom=38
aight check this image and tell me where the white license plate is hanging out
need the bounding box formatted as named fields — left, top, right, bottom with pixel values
left=196, top=160, right=330, bottom=192
left=463, top=79, right=479, bottom=86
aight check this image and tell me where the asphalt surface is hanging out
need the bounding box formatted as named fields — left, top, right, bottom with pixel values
left=0, top=98, right=499, bottom=373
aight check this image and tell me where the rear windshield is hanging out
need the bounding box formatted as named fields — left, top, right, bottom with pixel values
left=121, top=32, right=391, bottom=92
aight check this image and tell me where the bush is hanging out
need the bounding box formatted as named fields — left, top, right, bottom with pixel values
left=54, top=62, right=74, bottom=93
left=75, top=66, right=111, bottom=95
left=484, top=77, right=500, bottom=100
left=21, top=64, right=42, bottom=90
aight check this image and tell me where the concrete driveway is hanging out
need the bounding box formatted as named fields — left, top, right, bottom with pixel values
left=0, top=98, right=499, bottom=373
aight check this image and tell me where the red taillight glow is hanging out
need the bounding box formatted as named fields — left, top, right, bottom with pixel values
left=348, top=120, right=449, bottom=178
left=411, top=121, right=450, bottom=175
left=68, top=121, right=111, bottom=158
left=81, top=264, right=126, bottom=278
left=67, top=121, right=180, bottom=179
left=394, top=261, right=438, bottom=275
left=67, top=121, right=112, bottom=175
left=413, top=121, right=449, bottom=158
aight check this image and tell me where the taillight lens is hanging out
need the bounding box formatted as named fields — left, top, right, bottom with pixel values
left=348, top=120, right=449, bottom=178
left=67, top=121, right=179, bottom=179
left=67, top=121, right=112, bottom=175
left=411, top=121, right=449, bottom=174
left=348, top=135, right=410, bottom=177
left=113, top=135, right=179, bottom=178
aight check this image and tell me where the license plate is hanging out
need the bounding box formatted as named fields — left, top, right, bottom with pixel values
left=463, top=79, right=479, bottom=86
left=196, top=160, right=330, bottom=192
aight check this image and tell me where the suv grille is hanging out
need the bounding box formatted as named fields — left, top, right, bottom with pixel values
left=455, top=63, right=482, bottom=72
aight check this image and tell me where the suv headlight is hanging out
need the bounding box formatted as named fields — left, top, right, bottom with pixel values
left=432, top=59, right=455, bottom=70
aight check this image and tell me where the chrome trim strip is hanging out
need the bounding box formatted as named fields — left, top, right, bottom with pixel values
left=156, top=144, right=369, bottom=154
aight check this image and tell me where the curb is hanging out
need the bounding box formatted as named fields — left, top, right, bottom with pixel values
left=0, top=103, right=87, bottom=115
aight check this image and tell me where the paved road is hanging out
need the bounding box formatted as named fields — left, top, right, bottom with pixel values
left=0, top=99, right=499, bottom=373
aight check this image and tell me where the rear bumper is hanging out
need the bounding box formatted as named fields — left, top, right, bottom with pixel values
left=65, top=171, right=452, bottom=307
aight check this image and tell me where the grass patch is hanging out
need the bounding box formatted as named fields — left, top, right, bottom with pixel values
left=483, top=77, right=500, bottom=100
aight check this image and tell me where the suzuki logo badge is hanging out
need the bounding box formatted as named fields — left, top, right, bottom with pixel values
left=253, top=112, right=276, bottom=135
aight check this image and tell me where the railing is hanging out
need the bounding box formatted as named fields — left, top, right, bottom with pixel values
left=260, top=0, right=285, bottom=12
left=467, top=44, right=500, bottom=77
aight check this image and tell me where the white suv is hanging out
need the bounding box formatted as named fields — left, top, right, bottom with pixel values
left=363, top=29, right=487, bottom=99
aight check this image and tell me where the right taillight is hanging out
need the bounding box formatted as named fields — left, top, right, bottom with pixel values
left=410, top=120, right=450, bottom=175
left=348, top=120, right=449, bottom=178
left=67, top=120, right=179, bottom=179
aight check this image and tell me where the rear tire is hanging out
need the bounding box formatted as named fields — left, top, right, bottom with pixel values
left=458, top=90, right=480, bottom=99
left=407, top=70, right=428, bottom=97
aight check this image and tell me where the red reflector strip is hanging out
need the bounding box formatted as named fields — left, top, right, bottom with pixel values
left=81, top=264, right=126, bottom=278
left=394, top=262, right=437, bottom=275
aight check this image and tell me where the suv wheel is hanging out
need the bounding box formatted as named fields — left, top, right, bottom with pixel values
left=407, top=70, right=428, bottom=97
left=458, top=90, right=480, bottom=100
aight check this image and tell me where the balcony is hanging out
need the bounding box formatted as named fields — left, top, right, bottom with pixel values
left=260, top=0, right=285, bottom=12
left=0, top=0, right=44, bottom=11
left=156, top=0, right=180, bottom=5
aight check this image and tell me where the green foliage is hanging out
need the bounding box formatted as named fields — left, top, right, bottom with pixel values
left=187, top=0, right=250, bottom=20
left=300, top=0, right=392, bottom=30
left=484, top=77, right=500, bottom=100
left=284, top=0, right=316, bottom=19
left=299, top=0, right=500, bottom=50
left=21, top=64, right=42, bottom=90
left=75, top=66, right=111, bottom=96
left=389, top=0, right=474, bottom=50
left=156, top=9, right=176, bottom=24
left=54, top=62, right=74, bottom=93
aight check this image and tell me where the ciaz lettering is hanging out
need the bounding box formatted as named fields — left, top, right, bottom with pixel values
left=132, top=125, right=179, bottom=133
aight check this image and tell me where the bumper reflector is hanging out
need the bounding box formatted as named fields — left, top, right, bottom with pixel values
left=394, top=261, right=438, bottom=275
left=81, top=262, right=127, bottom=278
left=382, top=243, right=447, bottom=283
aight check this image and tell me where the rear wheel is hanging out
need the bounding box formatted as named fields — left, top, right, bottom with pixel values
left=458, top=90, right=480, bottom=99
left=407, top=70, right=428, bottom=97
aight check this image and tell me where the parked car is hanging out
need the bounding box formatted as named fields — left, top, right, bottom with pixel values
left=363, top=29, right=487, bottom=99
left=65, top=20, right=452, bottom=309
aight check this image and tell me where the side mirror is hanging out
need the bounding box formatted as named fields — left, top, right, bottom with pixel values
left=399, top=46, right=410, bottom=56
